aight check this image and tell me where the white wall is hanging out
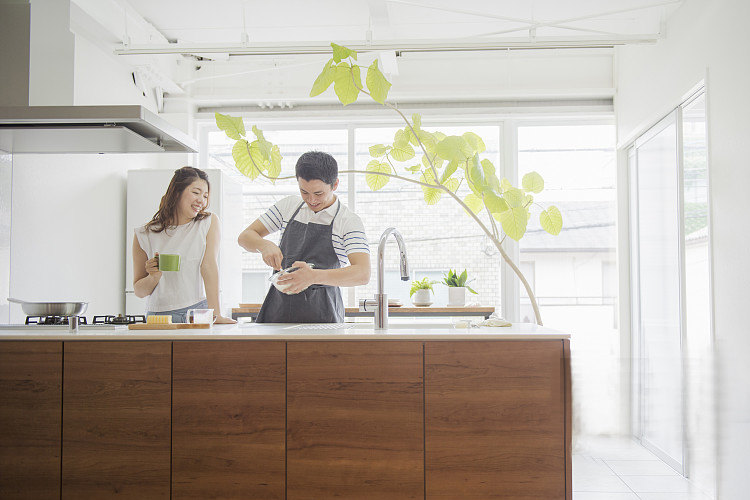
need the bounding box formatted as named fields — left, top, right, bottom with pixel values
left=7, top=153, right=170, bottom=323
left=615, top=0, right=750, bottom=498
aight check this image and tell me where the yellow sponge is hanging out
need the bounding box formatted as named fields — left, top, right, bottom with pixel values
left=147, top=315, right=172, bottom=324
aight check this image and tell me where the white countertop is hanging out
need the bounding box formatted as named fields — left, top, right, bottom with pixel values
left=0, top=321, right=568, bottom=341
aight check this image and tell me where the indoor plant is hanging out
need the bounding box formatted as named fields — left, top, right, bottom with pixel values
left=409, top=277, right=438, bottom=306
left=442, top=269, right=477, bottom=307
left=215, top=43, right=562, bottom=325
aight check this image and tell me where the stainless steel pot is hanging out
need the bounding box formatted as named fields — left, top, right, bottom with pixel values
left=7, top=297, right=88, bottom=316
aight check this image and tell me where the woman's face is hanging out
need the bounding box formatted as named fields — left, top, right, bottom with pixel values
left=177, top=179, right=209, bottom=223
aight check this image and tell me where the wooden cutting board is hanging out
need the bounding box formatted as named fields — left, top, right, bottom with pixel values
left=128, top=323, right=211, bottom=330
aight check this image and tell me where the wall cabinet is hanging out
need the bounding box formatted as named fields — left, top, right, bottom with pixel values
left=0, top=339, right=570, bottom=500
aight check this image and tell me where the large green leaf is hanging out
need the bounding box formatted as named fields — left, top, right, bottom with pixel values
left=268, top=145, right=283, bottom=181
left=467, top=154, right=487, bottom=192
left=435, top=135, right=472, bottom=162
left=500, top=177, right=513, bottom=193
left=309, top=59, right=336, bottom=97
left=215, top=112, right=245, bottom=140
left=480, top=158, right=501, bottom=191
left=497, top=207, right=529, bottom=241
left=251, top=126, right=272, bottom=158
left=233, top=140, right=260, bottom=180
left=366, top=59, right=391, bottom=104
left=440, top=160, right=458, bottom=183
left=444, top=177, right=460, bottom=193
left=540, top=205, right=563, bottom=235
left=369, top=143, right=388, bottom=157
left=334, top=62, right=361, bottom=106
left=503, top=187, right=526, bottom=208
left=391, top=130, right=415, bottom=161
left=365, top=160, right=391, bottom=191
left=422, top=153, right=443, bottom=171
left=522, top=171, right=545, bottom=193
left=331, top=43, right=356, bottom=63
left=420, top=170, right=442, bottom=205
left=483, top=190, right=509, bottom=214
left=416, top=129, right=436, bottom=151
left=463, top=193, right=484, bottom=214
left=462, top=132, right=486, bottom=154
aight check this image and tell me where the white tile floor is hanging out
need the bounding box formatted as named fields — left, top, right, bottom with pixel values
left=573, top=435, right=714, bottom=500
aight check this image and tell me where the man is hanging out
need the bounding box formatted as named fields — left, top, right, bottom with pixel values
left=238, top=151, right=371, bottom=323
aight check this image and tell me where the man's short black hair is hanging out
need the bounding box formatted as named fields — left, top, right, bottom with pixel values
left=295, top=151, right=338, bottom=186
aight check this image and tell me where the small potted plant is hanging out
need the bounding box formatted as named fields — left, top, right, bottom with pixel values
left=410, top=277, right=438, bottom=307
left=442, top=269, right=478, bottom=307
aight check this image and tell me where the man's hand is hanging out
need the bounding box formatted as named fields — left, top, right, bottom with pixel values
left=260, top=241, right=284, bottom=270
left=276, top=261, right=316, bottom=294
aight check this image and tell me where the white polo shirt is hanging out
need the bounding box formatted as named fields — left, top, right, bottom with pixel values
left=259, top=196, right=369, bottom=266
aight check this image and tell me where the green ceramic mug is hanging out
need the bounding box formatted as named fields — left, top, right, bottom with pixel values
left=158, top=253, right=180, bottom=272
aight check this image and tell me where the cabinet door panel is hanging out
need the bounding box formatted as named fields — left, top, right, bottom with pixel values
left=172, top=341, right=286, bottom=499
left=0, top=342, right=62, bottom=500
left=62, top=341, right=171, bottom=500
left=426, top=341, right=567, bottom=500
left=287, top=341, right=424, bottom=500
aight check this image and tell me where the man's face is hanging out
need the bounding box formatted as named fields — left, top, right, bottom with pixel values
left=298, top=177, right=338, bottom=212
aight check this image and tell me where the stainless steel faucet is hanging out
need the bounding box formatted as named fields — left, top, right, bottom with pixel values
left=359, top=227, right=410, bottom=329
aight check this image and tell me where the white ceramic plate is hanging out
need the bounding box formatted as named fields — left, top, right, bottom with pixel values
left=413, top=301, right=433, bottom=307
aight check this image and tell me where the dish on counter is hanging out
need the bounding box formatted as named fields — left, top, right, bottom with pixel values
left=412, top=301, right=433, bottom=307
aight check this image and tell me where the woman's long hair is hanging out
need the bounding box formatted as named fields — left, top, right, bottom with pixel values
left=145, top=167, right=211, bottom=232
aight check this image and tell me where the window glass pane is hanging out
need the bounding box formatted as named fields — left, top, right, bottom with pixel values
left=354, top=125, right=502, bottom=309
left=518, top=123, right=618, bottom=436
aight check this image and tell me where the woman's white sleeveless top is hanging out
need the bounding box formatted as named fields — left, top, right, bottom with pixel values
left=135, top=216, right=211, bottom=312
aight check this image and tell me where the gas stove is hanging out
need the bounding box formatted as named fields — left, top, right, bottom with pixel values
left=1, top=314, right=146, bottom=330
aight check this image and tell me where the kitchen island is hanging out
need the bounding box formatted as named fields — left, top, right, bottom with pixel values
left=0, top=322, right=571, bottom=500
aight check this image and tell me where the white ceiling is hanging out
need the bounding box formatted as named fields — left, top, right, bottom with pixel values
left=71, top=0, right=684, bottom=109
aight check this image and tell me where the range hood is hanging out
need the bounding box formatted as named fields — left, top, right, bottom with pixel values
left=0, top=105, right=198, bottom=154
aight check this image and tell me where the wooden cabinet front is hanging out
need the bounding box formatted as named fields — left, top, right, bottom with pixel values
left=62, top=341, right=171, bottom=500
left=172, top=341, right=286, bottom=499
left=0, top=342, right=62, bottom=500
left=425, top=340, right=570, bottom=500
left=287, top=341, right=424, bottom=500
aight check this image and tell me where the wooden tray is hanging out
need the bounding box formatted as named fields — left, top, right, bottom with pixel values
left=128, top=323, right=211, bottom=330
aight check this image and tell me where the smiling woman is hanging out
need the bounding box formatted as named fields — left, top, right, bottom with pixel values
left=132, top=166, right=235, bottom=324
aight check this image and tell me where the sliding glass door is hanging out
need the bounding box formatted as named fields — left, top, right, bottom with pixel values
left=631, top=111, right=684, bottom=472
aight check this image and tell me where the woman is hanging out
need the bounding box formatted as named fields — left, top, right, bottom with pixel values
left=132, top=166, right=235, bottom=324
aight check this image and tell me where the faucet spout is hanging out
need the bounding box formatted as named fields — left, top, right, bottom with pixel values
left=359, top=227, right=409, bottom=329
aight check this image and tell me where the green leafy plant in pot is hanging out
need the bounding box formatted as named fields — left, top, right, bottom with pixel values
left=215, top=43, right=563, bottom=325
left=442, top=269, right=477, bottom=307
left=410, top=277, right=438, bottom=306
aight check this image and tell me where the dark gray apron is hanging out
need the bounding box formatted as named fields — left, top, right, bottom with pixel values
left=256, top=200, right=344, bottom=323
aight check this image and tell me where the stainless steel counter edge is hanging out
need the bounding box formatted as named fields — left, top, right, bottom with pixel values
left=0, top=322, right=568, bottom=340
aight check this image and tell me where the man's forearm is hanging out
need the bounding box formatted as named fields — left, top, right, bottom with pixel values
left=313, top=265, right=370, bottom=287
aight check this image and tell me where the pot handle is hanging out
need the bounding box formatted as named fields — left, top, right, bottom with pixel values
left=7, top=298, right=25, bottom=304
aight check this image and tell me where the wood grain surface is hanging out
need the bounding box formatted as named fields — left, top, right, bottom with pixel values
left=0, top=342, right=62, bottom=500
left=425, top=341, right=568, bottom=500
left=128, top=323, right=210, bottom=330
left=172, top=341, right=286, bottom=499
left=62, top=341, right=171, bottom=500
left=287, top=341, right=424, bottom=500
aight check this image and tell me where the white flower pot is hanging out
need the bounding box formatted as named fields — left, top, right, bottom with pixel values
left=448, top=286, right=466, bottom=307
left=412, top=289, right=432, bottom=306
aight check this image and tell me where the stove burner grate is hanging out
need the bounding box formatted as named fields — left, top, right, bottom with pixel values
left=25, top=315, right=88, bottom=326
left=92, top=314, right=146, bottom=325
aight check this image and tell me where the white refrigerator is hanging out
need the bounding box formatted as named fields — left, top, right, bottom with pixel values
left=125, top=169, right=243, bottom=318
